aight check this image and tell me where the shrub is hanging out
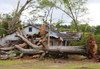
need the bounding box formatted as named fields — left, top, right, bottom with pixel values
left=39, top=57, right=45, bottom=61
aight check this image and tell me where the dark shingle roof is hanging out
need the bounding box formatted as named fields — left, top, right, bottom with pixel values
left=56, top=32, right=81, bottom=40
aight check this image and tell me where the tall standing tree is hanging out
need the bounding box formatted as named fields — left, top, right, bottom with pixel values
left=37, top=0, right=56, bottom=46
left=37, top=0, right=88, bottom=32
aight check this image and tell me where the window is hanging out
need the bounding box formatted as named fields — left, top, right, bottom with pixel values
left=29, top=27, right=32, bottom=32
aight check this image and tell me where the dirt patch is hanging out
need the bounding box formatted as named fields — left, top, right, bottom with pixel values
left=48, top=65, right=64, bottom=68
left=76, top=67, right=92, bottom=69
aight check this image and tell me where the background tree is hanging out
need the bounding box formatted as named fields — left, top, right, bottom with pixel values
left=8, top=0, right=32, bottom=34
left=78, top=24, right=91, bottom=32
left=0, top=13, right=21, bottom=36
left=94, top=26, right=100, bottom=35
left=0, top=14, right=10, bottom=35
left=37, top=0, right=88, bottom=32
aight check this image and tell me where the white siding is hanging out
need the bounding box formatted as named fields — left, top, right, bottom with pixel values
left=23, top=26, right=39, bottom=35
left=0, top=33, right=19, bottom=46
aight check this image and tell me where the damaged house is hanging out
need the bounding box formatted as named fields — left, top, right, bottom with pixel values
left=0, top=25, right=40, bottom=46
left=56, top=32, right=81, bottom=46
left=0, top=25, right=81, bottom=47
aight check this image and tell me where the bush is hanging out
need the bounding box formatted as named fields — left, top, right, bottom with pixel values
left=94, top=34, right=100, bottom=54
left=39, top=57, right=45, bottom=61
left=94, top=26, right=100, bottom=35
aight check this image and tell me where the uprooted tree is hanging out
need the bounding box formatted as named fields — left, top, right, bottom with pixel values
left=0, top=0, right=100, bottom=62
left=0, top=29, right=100, bottom=62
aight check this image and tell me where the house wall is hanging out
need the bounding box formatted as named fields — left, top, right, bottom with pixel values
left=0, top=33, right=19, bottom=46
left=52, top=42, right=58, bottom=46
left=0, top=26, right=40, bottom=46
left=23, top=26, right=39, bottom=35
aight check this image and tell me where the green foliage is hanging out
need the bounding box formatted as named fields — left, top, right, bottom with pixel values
left=69, top=20, right=76, bottom=31
left=94, top=25, right=100, bottom=35
left=0, top=11, right=22, bottom=36
left=8, top=50, right=14, bottom=59
left=56, top=25, right=70, bottom=32
left=60, top=27, right=66, bottom=31
left=56, top=19, right=63, bottom=28
left=0, top=22, right=8, bottom=35
left=69, top=32, right=100, bottom=54
left=93, top=34, right=100, bottom=54
left=39, top=57, right=45, bottom=61
left=0, top=14, right=12, bottom=36
left=37, top=0, right=88, bottom=32
left=37, top=0, right=55, bottom=9
left=78, top=24, right=91, bottom=32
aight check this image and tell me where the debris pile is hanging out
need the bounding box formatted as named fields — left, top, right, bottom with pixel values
left=0, top=31, right=99, bottom=62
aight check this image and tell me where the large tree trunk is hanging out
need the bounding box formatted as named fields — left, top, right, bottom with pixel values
left=45, top=46, right=86, bottom=55
left=15, top=45, right=44, bottom=58
left=15, top=45, right=42, bottom=54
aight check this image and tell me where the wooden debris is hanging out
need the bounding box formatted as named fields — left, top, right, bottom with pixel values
left=19, top=43, right=27, bottom=48
left=0, top=47, right=15, bottom=51
left=32, top=55, right=40, bottom=58
left=16, top=32, right=42, bottom=49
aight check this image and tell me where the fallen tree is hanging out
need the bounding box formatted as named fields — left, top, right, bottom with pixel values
left=0, top=32, right=100, bottom=62
left=45, top=46, right=86, bottom=55
left=16, top=32, right=86, bottom=55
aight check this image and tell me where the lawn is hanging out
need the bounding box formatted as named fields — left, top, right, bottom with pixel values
left=0, top=55, right=100, bottom=69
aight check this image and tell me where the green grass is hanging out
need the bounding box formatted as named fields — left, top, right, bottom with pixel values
left=0, top=58, right=100, bottom=69
left=62, top=63, right=100, bottom=69
left=0, top=60, right=32, bottom=65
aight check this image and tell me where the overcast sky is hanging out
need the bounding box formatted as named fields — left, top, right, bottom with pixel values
left=0, top=0, right=100, bottom=26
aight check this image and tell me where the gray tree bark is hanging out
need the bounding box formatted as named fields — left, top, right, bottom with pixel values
left=45, top=46, right=86, bottom=55
left=15, top=45, right=43, bottom=54
left=0, top=47, right=15, bottom=51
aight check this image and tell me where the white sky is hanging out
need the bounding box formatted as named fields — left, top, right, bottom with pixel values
left=0, top=0, right=100, bottom=26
